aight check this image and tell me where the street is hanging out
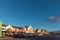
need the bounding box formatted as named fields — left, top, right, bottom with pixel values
left=0, top=36, right=60, bottom=40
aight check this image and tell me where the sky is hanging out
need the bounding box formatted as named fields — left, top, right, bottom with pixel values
left=0, top=0, right=60, bottom=31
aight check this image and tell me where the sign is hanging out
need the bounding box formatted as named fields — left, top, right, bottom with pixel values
left=0, top=21, right=2, bottom=37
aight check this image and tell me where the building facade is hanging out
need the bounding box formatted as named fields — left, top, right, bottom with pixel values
left=24, top=25, right=34, bottom=33
left=35, top=29, right=49, bottom=36
left=2, top=24, right=34, bottom=36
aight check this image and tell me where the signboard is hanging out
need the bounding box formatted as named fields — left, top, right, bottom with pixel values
left=0, top=21, right=2, bottom=37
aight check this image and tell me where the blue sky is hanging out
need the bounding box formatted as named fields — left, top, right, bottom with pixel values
left=0, top=0, right=60, bottom=31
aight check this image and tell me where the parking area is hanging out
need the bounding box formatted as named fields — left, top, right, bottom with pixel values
left=0, top=36, right=60, bottom=40
left=0, top=37, right=35, bottom=40
left=0, top=36, right=35, bottom=40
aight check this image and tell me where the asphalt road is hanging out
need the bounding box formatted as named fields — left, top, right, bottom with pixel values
left=0, top=36, right=60, bottom=40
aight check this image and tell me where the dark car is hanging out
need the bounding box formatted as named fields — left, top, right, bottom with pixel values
left=23, top=33, right=36, bottom=38
left=13, top=34, right=24, bottom=38
left=13, top=33, right=36, bottom=38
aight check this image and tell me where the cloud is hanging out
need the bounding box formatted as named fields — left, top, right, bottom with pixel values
left=46, top=16, right=60, bottom=22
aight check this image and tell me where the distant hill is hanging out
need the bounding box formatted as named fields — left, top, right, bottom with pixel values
left=52, top=30, right=60, bottom=33
left=49, top=30, right=60, bottom=35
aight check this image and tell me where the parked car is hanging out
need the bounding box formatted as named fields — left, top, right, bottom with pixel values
left=13, top=33, right=36, bottom=38
left=23, top=33, right=36, bottom=38
left=13, top=34, right=24, bottom=38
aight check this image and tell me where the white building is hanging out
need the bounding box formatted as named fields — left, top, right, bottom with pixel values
left=2, top=24, right=34, bottom=33
left=24, top=25, right=34, bottom=33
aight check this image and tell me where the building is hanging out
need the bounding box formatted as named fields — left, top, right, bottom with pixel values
left=35, top=29, right=49, bottom=36
left=24, top=25, right=34, bottom=33
left=12, top=25, right=34, bottom=33
left=2, top=24, right=34, bottom=36
left=2, top=24, right=49, bottom=36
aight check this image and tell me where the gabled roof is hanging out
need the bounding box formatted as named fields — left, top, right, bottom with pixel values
left=12, top=25, right=21, bottom=27
left=24, top=26, right=29, bottom=28
left=2, top=24, right=30, bottom=29
left=18, top=27, right=24, bottom=29
left=2, top=24, right=8, bottom=27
